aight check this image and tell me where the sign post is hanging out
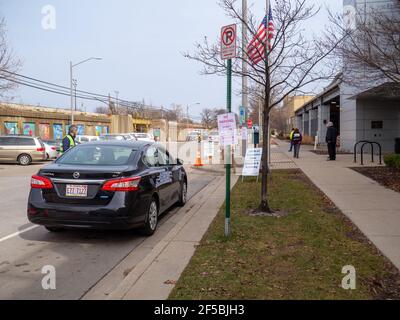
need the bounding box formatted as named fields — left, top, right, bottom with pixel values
left=221, top=24, right=236, bottom=237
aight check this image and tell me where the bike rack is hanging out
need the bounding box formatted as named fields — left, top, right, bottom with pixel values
left=354, top=140, right=382, bottom=165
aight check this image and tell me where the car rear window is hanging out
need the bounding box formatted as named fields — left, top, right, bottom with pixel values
left=57, top=145, right=137, bottom=166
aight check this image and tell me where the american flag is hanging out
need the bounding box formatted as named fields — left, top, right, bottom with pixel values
left=247, top=4, right=275, bottom=65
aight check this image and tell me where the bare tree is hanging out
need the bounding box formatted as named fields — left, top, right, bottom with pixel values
left=165, top=104, right=184, bottom=122
left=201, top=107, right=227, bottom=129
left=201, top=108, right=214, bottom=129
left=270, top=105, right=288, bottom=135
left=327, top=1, right=400, bottom=90
left=0, top=18, right=21, bottom=97
left=95, top=106, right=110, bottom=114
left=184, top=0, right=342, bottom=213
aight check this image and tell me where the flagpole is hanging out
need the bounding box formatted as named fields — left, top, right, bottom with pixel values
left=242, top=0, right=248, bottom=158
left=265, top=0, right=271, bottom=165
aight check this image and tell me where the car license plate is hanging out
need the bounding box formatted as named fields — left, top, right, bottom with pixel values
left=66, top=185, right=88, bottom=197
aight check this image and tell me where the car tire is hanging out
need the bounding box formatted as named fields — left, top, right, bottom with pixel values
left=177, top=181, right=187, bottom=207
left=46, top=153, right=50, bottom=160
left=45, top=226, right=64, bottom=232
left=140, top=198, right=159, bottom=236
left=17, top=154, right=32, bottom=166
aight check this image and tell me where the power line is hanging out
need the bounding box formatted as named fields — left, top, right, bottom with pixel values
left=0, top=68, right=202, bottom=120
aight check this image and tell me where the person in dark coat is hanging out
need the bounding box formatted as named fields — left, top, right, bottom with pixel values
left=292, top=128, right=302, bottom=159
left=326, top=122, right=338, bottom=161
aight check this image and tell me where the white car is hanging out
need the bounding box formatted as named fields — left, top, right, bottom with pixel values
left=43, top=142, right=59, bottom=160
left=76, top=135, right=100, bottom=144
left=131, top=132, right=154, bottom=142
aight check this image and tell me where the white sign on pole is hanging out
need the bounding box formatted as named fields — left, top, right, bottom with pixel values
left=242, top=148, right=263, bottom=176
left=221, top=24, right=237, bottom=60
left=217, top=113, right=237, bottom=147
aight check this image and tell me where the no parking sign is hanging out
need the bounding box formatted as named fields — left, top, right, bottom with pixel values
left=221, top=24, right=237, bottom=60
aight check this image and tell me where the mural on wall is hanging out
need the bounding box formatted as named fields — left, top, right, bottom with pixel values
left=39, top=123, right=51, bottom=140
left=23, top=123, right=35, bottom=136
left=4, top=122, right=19, bottom=135
left=95, top=126, right=108, bottom=136
left=53, top=124, right=63, bottom=140
left=77, top=125, right=85, bottom=135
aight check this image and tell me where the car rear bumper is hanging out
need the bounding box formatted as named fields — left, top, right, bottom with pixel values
left=27, top=190, right=149, bottom=230
left=31, top=152, right=46, bottom=161
left=28, top=211, right=142, bottom=230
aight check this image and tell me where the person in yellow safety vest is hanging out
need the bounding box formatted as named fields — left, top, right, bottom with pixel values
left=60, top=125, right=78, bottom=154
left=288, top=128, right=295, bottom=152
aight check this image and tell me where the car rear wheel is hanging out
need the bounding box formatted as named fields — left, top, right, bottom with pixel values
left=140, top=198, right=158, bottom=236
left=177, top=181, right=187, bottom=207
left=17, top=154, right=32, bottom=166
left=45, top=226, right=64, bottom=233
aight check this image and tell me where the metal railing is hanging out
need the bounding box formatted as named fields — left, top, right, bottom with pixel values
left=354, top=140, right=382, bottom=165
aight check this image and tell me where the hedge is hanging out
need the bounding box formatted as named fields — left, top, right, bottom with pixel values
left=384, top=154, right=400, bottom=169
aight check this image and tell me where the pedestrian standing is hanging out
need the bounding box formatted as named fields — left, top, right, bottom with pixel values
left=292, top=128, right=302, bottom=159
left=288, top=128, right=295, bottom=152
left=61, top=125, right=78, bottom=154
left=326, top=122, right=339, bottom=161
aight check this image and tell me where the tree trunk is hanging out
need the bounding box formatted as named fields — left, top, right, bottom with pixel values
left=259, top=55, right=272, bottom=213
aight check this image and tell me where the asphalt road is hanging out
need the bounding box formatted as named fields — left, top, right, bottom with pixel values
left=0, top=162, right=217, bottom=300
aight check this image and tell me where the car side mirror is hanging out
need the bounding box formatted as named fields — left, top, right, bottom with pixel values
left=177, top=158, right=184, bottom=165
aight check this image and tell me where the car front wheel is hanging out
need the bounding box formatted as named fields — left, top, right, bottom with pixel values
left=140, top=198, right=158, bottom=236
left=177, top=181, right=187, bottom=207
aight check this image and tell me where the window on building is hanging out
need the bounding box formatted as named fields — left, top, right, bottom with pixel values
left=371, top=121, right=383, bottom=129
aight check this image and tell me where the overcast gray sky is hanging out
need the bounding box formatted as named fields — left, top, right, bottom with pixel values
left=0, top=0, right=342, bottom=118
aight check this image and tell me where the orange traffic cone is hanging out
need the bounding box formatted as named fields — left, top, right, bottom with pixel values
left=194, top=151, right=203, bottom=167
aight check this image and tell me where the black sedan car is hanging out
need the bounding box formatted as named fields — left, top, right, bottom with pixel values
left=27, top=141, right=187, bottom=236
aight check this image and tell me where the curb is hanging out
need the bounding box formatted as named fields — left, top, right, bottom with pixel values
left=106, top=174, right=238, bottom=300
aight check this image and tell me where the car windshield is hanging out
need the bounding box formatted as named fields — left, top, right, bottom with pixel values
left=57, top=145, right=137, bottom=166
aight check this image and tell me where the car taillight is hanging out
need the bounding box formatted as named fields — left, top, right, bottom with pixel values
left=51, top=147, right=56, bottom=150
left=37, top=148, right=45, bottom=152
left=31, top=175, right=53, bottom=189
left=101, top=177, right=141, bottom=192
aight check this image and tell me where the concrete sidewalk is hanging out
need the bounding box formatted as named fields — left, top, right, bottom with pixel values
left=106, top=172, right=238, bottom=300
left=277, top=140, right=400, bottom=270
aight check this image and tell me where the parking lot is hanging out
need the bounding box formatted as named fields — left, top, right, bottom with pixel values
left=0, top=161, right=218, bottom=299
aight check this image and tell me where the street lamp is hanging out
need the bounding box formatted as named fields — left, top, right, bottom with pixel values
left=70, top=57, right=102, bottom=124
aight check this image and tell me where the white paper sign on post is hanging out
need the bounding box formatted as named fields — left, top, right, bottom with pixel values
left=242, top=148, right=263, bottom=176
left=217, top=113, right=237, bottom=147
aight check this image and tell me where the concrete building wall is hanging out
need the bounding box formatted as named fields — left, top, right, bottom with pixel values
left=356, top=99, right=400, bottom=152
left=317, top=103, right=330, bottom=144
left=340, top=85, right=359, bottom=152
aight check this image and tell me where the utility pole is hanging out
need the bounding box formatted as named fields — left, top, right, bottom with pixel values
left=114, top=91, right=120, bottom=114
left=187, top=105, right=190, bottom=132
left=70, top=61, right=74, bottom=124
left=72, top=79, right=77, bottom=111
